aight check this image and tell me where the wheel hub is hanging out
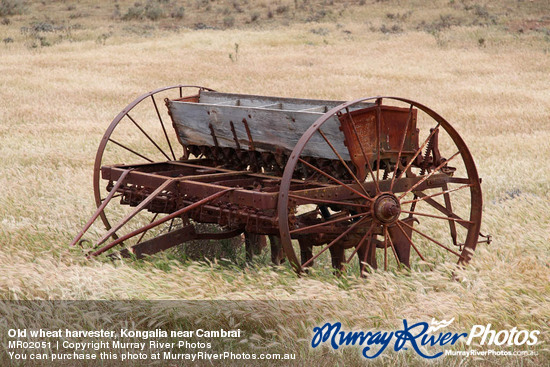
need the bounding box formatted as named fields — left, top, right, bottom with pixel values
left=373, top=193, right=401, bottom=224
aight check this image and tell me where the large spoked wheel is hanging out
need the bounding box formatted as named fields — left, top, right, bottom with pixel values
left=93, top=85, right=214, bottom=247
left=278, top=97, right=482, bottom=276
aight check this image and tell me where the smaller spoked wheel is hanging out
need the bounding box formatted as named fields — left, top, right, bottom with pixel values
left=278, top=97, right=482, bottom=276
left=92, top=85, right=215, bottom=252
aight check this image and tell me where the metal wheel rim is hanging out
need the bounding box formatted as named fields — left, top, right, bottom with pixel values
left=93, top=85, right=215, bottom=236
left=277, top=96, right=482, bottom=274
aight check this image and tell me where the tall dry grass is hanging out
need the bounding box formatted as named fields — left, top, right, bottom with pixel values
left=0, top=1, right=549, bottom=365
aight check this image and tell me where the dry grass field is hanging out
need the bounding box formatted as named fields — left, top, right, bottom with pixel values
left=0, top=0, right=549, bottom=365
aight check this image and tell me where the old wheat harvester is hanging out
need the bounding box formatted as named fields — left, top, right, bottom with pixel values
left=71, top=85, right=490, bottom=275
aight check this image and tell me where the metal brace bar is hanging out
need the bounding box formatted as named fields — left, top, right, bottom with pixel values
left=89, top=188, right=235, bottom=257
left=93, top=179, right=174, bottom=248
left=209, top=123, right=220, bottom=148
left=69, top=169, right=132, bottom=247
left=242, top=118, right=255, bottom=151
left=229, top=121, right=241, bottom=149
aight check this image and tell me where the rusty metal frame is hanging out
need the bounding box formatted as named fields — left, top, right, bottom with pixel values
left=75, top=87, right=485, bottom=277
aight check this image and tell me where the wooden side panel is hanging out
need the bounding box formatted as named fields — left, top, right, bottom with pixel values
left=167, top=100, right=352, bottom=160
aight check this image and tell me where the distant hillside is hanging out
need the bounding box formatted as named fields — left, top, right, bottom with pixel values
left=1, top=0, right=548, bottom=48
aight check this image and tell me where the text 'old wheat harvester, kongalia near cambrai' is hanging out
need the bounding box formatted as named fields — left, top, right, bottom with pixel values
left=71, top=85, right=491, bottom=275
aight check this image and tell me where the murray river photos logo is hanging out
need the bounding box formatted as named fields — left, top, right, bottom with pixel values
left=310, top=318, right=540, bottom=359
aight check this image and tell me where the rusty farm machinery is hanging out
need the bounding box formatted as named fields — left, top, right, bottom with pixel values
left=71, top=85, right=490, bottom=275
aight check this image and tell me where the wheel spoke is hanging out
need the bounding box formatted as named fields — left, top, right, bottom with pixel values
left=108, top=138, right=153, bottom=162
left=290, top=211, right=370, bottom=234
left=345, top=107, right=380, bottom=194
left=298, top=158, right=371, bottom=201
left=301, top=216, right=368, bottom=268
left=399, top=220, right=464, bottom=259
left=441, top=183, right=459, bottom=247
left=317, top=129, right=371, bottom=198
left=168, top=218, right=175, bottom=232
left=395, top=222, right=427, bottom=262
left=101, top=193, right=122, bottom=202
left=413, top=192, right=471, bottom=230
left=401, top=183, right=473, bottom=204
left=287, top=193, right=369, bottom=208
left=361, top=230, right=375, bottom=274
left=151, top=95, right=176, bottom=160
left=398, top=150, right=460, bottom=200
left=376, top=101, right=382, bottom=184
left=394, top=123, right=441, bottom=183
left=135, top=213, right=159, bottom=245
left=344, top=221, right=376, bottom=263
left=400, top=210, right=473, bottom=224
left=383, top=226, right=388, bottom=270
left=386, top=226, right=402, bottom=269
left=126, top=113, right=171, bottom=161
left=390, top=105, right=413, bottom=192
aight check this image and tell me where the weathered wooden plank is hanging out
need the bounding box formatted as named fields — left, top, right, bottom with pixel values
left=199, top=91, right=357, bottom=111
left=297, top=106, right=328, bottom=112
left=167, top=92, right=374, bottom=160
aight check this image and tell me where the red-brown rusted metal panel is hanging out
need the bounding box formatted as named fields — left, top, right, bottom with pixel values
left=338, top=105, right=418, bottom=180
